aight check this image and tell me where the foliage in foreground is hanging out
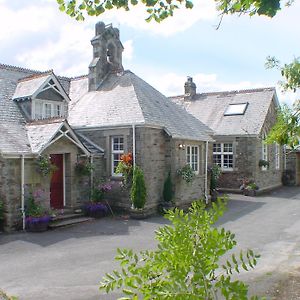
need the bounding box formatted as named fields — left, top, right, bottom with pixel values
left=266, top=104, right=300, bottom=149
left=0, top=289, right=18, bottom=300
left=100, top=198, right=264, bottom=300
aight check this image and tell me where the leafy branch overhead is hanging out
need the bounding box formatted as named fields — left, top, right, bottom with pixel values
left=100, top=198, right=264, bottom=299
left=56, top=0, right=193, bottom=22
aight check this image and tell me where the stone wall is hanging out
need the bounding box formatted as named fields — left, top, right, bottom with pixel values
left=284, top=152, right=297, bottom=185
left=79, top=126, right=208, bottom=212
left=0, top=157, right=22, bottom=232
left=216, top=100, right=283, bottom=192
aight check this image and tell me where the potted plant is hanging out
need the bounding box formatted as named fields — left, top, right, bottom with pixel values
left=25, top=193, right=51, bottom=232
left=36, top=155, right=57, bottom=176
left=258, top=159, right=269, bottom=168
left=75, top=159, right=93, bottom=176
left=130, top=166, right=147, bottom=219
left=177, top=164, right=195, bottom=183
left=115, top=152, right=133, bottom=188
left=83, top=182, right=111, bottom=218
left=241, top=180, right=259, bottom=196
left=160, top=172, right=175, bottom=212
left=0, top=199, right=4, bottom=232
left=210, top=165, right=221, bottom=202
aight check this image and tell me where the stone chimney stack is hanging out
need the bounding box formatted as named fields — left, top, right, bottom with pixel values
left=184, top=76, right=196, bottom=100
left=88, top=21, right=124, bottom=91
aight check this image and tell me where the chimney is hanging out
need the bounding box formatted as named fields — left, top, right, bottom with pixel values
left=184, top=76, right=196, bottom=100
left=88, top=22, right=124, bottom=91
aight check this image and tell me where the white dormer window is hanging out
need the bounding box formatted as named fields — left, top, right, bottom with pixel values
left=224, top=103, right=248, bottom=116
left=33, top=100, right=64, bottom=120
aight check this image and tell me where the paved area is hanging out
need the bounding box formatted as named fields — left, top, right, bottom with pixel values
left=1, top=186, right=300, bottom=299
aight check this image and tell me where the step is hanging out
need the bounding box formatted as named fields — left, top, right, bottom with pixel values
left=51, top=213, right=84, bottom=222
left=49, top=217, right=93, bottom=229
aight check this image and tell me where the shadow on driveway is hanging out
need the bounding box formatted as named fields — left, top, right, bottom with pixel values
left=0, top=215, right=168, bottom=247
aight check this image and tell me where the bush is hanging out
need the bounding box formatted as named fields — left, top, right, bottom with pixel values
left=163, top=172, right=173, bottom=203
left=0, top=199, right=4, bottom=221
left=130, top=166, right=147, bottom=209
left=100, top=198, right=263, bottom=300
left=210, top=164, right=221, bottom=191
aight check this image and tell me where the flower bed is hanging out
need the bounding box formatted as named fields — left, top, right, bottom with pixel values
left=25, top=216, right=52, bottom=232
left=84, top=203, right=108, bottom=218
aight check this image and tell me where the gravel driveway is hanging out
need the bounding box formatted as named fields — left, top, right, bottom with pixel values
left=1, top=186, right=300, bottom=299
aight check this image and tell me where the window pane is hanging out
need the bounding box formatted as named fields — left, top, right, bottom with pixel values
left=223, top=154, right=233, bottom=169
left=35, top=102, right=43, bottom=119
left=224, top=103, right=248, bottom=115
left=213, top=143, right=221, bottom=153
left=45, top=103, right=51, bottom=118
left=223, top=143, right=233, bottom=153
left=54, top=104, right=61, bottom=117
left=213, top=154, right=221, bottom=166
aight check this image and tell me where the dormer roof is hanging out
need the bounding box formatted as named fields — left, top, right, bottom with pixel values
left=13, top=72, right=70, bottom=102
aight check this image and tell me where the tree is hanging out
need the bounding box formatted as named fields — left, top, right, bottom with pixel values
left=56, top=0, right=193, bottom=22
left=57, top=0, right=294, bottom=22
left=263, top=57, right=300, bottom=149
left=100, top=198, right=263, bottom=299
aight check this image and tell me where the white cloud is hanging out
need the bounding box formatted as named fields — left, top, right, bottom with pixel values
left=16, top=21, right=94, bottom=76
left=123, top=40, right=134, bottom=61
left=101, top=0, right=217, bottom=36
left=144, top=71, right=267, bottom=96
left=0, top=3, right=57, bottom=42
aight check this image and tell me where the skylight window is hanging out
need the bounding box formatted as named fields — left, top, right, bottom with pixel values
left=224, top=103, right=248, bottom=116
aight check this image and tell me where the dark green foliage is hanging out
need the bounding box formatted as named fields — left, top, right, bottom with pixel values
left=56, top=0, right=193, bottom=22
left=130, top=166, right=147, bottom=209
left=266, top=105, right=300, bottom=149
left=26, top=196, right=44, bottom=217
left=163, top=172, right=173, bottom=203
left=210, top=164, right=221, bottom=191
left=100, top=198, right=264, bottom=299
left=0, top=199, right=3, bottom=220
left=216, top=0, right=281, bottom=19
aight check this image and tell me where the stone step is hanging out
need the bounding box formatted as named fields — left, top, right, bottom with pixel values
left=51, top=213, right=84, bottom=222
left=49, top=217, right=92, bottom=229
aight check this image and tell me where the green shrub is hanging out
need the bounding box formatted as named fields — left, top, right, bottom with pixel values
left=210, top=164, right=222, bottom=191
left=163, top=172, right=173, bottom=203
left=130, top=166, right=147, bottom=209
left=100, top=198, right=263, bottom=300
left=0, top=200, right=3, bottom=220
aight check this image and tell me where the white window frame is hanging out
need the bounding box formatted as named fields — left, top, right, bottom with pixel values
left=111, top=136, right=124, bottom=177
left=186, top=145, right=199, bottom=174
left=275, top=143, right=280, bottom=170
left=32, top=99, right=64, bottom=120
left=213, top=143, right=234, bottom=171
left=261, top=133, right=268, bottom=171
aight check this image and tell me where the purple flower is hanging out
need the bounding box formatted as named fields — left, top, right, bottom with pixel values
left=25, top=216, right=51, bottom=225
left=84, top=203, right=108, bottom=213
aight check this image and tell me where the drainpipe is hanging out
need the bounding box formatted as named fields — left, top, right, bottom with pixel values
left=132, top=125, right=136, bottom=166
left=90, top=155, right=94, bottom=190
left=21, top=154, right=25, bottom=230
left=204, top=141, right=209, bottom=204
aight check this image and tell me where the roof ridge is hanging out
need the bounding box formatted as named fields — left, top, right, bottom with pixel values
left=0, top=62, right=49, bottom=75
left=169, top=87, right=276, bottom=99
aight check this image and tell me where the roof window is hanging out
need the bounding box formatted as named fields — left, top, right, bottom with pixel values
left=224, top=103, right=248, bottom=116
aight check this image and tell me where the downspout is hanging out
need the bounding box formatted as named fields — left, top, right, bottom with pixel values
left=90, top=155, right=94, bottom=194
left=204, top=141, right=209, bottom=204
left=132, top=125, right=136, bottom=166
left=21, top=154, right=25, bottom=230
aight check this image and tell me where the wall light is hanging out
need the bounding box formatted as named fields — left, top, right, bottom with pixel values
left=178, top=143, right=186, bottom=150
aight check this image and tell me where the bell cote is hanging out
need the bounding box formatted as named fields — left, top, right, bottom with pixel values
left=88, top=22, right=124, bottom=91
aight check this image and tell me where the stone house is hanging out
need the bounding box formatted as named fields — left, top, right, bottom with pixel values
left=170, top=77, right=284, bottom=192
left=0, top=22, right=213, bottom=231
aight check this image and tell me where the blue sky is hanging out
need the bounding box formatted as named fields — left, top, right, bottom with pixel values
left=1, top=0, right=299, bottom=104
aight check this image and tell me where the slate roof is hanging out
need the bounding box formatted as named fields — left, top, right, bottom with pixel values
left=26, top=120, right=63, bottom=154
left=170, top=88, right=278, bottom=137
left=68, top=71, right=214, bottom=142
left=13, top=73, right=52, bottom=100
left=0, top=64, right=71, bottom=155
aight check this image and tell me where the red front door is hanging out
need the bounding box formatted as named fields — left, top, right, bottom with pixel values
left=50, top=154, right=64, bottom=209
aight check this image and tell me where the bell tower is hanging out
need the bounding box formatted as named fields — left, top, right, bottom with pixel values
left=88, top=22, right=124, bottom=91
